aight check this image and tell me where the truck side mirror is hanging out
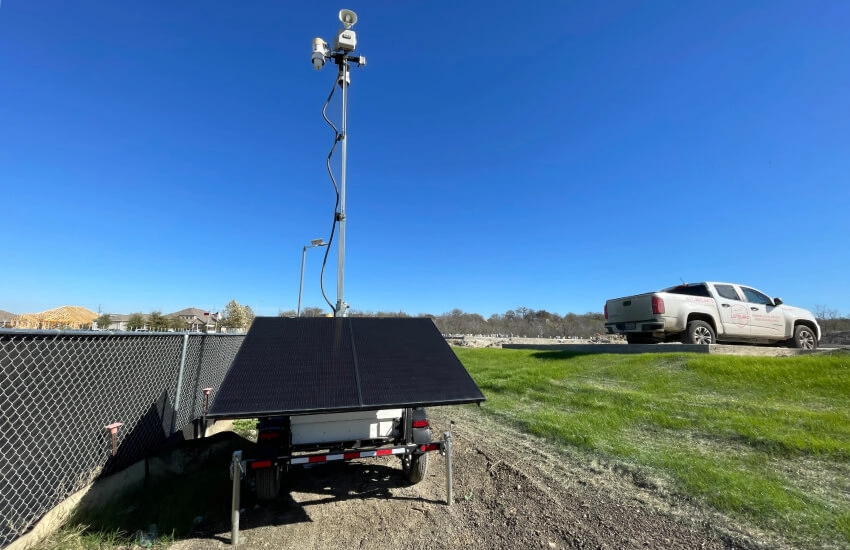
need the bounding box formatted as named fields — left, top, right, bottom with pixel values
left=773, top=297, right=783, bottom=306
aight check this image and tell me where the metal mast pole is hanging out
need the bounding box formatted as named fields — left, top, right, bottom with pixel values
left=335, top=58, right=349, bottom=317
left=297, top=245, right=307, bottom=317
left=313, top=10, right=362, bottom=318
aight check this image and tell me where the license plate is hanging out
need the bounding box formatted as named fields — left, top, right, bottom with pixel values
left=624, top=323, right=636, bottom=330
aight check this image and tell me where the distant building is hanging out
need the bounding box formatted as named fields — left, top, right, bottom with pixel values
left=166, top=308, right=220, bottom=332
left=94, top=314, right=143, bottom=331
left=0, top=310, right=16, bottom=328
left=11, top=306, right=97, bottom=330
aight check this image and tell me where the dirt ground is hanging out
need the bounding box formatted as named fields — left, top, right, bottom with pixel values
left=169, top=405, right=787, bottom=550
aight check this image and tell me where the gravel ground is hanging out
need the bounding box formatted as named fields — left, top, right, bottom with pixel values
left=169, top=405, right=787, bottom=550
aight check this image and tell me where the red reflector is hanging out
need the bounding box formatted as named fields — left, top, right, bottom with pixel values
left=412, top=420, right=429, bottom=429
left=343, top=452, right=360, bottom=460
left=251, top=460, right=272, bottom=469
left=652, top=296, right=665, bottom=315
left=419, top=443, right=440, bottom=452
left=258, top=431, right=279, bottom=440
left=604, top=304, right=608, bottom=320
left=375, top=448, right=393, bottom=456
left=307, top=455, right=325, bottom=463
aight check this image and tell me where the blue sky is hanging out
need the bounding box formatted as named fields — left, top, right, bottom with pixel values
left=2, top=1, right=848, bottom=318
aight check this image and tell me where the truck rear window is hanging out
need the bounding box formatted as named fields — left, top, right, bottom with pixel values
left=665, top=284, right=711, bottom=297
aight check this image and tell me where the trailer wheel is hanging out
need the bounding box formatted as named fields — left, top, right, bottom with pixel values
left=405, top=453, right=428, bottom=484
left=255, top=467, right=281, bottom=501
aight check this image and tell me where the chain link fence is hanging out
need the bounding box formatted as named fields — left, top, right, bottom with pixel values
left=0, top=330, right=245, bottom=548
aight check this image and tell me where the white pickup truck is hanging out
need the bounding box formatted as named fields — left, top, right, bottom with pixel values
left=604, top=282, right=820, bottom=349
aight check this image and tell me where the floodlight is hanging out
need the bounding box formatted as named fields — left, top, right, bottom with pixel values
left=310, top=238, right=326, bottom=246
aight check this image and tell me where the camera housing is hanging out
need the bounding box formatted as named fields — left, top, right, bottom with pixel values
left=312, top=38, right=329, bottom=70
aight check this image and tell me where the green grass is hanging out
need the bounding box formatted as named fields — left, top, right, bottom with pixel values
left=455, top=348, right=850, bottom=549
left=232, top=418, right=257, bottom=438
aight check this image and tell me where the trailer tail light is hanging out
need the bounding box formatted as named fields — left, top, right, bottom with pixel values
left=419, top=443, right=440, bottom=452
left=652, top=296, right=665, bottom=315
left=604, top=304, right=608, bottom=320
left=251, top=460, right=273, bottom=469
left=412, top=419, right=429, bottom=429
left=258, top=431, right=279, bottom=441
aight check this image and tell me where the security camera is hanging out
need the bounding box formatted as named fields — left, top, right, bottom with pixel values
left=311, top=37, right=328, bottom=70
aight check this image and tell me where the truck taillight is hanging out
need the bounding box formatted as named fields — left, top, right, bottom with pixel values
left=258, top=431, right=279, bottom=441
left=604, top=304, right=608, bottom=320
left=652, top=296, right=665, bottom=315
left=412, top=419, right=429, bottom=429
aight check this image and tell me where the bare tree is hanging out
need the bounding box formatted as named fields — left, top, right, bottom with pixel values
left=301, top=306, right=326, bottom=318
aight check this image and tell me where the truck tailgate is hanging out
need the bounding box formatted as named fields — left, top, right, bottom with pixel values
left=606, top=294, right=656, bottom=324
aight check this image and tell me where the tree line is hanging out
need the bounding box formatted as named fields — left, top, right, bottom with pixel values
left=95, top=300, right=257, bottom=332
left=95, top=300, right=850, bottom=337
left=278, top=306, right=607, bottom=339
left=815, top=305, right=850, bottom=333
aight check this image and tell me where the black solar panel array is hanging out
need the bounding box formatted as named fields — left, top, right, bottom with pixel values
left=207, top=317, right=485, bottom=418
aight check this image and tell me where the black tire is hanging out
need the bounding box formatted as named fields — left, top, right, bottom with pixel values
left=405, top=453, right=428, bottom=484
left=790, top=325, right=818, bottom=350
left=255, top=467, right=281, bottom=501
left=683, top=320, right=715, bottom=345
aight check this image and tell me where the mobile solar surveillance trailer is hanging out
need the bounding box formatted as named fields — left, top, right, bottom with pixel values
left=207, top=10, right=485, bottom=545
left=214, top=318, right=484, bottom=545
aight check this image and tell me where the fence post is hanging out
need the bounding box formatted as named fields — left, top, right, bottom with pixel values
left=444, top=421, right=454, bottom=506
left=171, top=334, right=190, bottom=435
left=231, top=450, right=243, bottom=546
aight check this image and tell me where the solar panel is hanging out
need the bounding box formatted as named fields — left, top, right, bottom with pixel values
left=207, top=317, right=485, bottom=418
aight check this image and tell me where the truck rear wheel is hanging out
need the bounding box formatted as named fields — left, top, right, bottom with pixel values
left=683, top=320, right=715, bottom=345
left=405, top=453, right=428, bottom=484
left=256, top=466, right=281, bottom=501
left=790, top=325, right=818, bottom=350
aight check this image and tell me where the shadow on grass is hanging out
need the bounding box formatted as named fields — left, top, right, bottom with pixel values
left=528, top=350, right=588, bottom=361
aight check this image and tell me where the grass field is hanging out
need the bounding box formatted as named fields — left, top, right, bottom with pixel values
left=454, top=348, right=850, bottom=549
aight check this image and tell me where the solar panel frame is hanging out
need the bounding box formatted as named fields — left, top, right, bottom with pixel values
left=206, top=317, right=485, bottom=418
